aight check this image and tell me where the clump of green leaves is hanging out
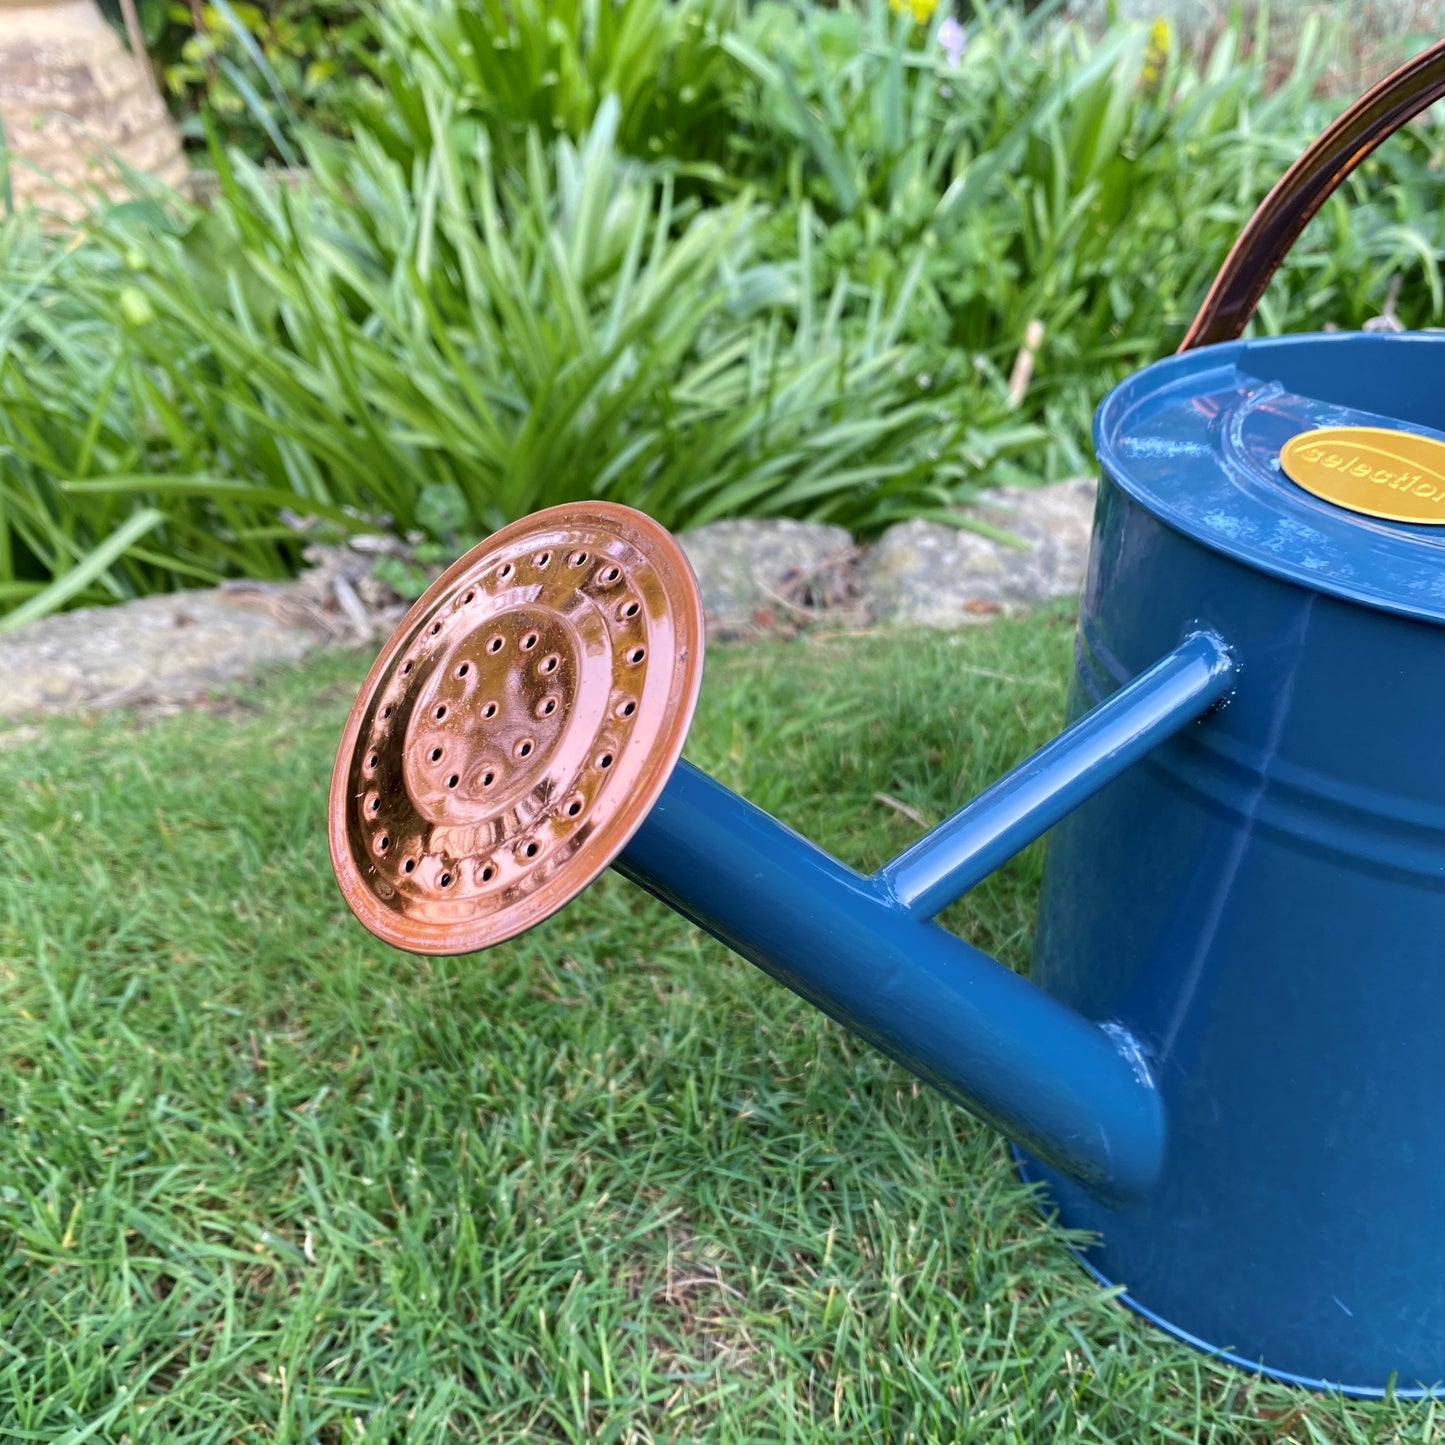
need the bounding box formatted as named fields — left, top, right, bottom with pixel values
left=167, top=1, right=374, bottom=159
left=0, top=94, right=1020, bottom=615
left=727, top=1, right=1445, bottom=479
left=370, top=0, right=744, bottom=169
left=8, top=0, right=1445, bottom=621
left=99, top=0, right=374, bottom=162
left=369, top=481, right=469, bottom=599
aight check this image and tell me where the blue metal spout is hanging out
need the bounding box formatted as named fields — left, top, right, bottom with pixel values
left=616, top=631, right=1237, bottom=1201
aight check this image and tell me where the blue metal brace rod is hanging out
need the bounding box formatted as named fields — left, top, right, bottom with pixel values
left=878, top=631, right=1236, bottom=919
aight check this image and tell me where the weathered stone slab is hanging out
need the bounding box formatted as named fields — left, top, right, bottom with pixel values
left=864, top=478, right=1097, bottom=627
left=0, top=587, right=335, bottom=719
left=0, top=481, right=1101, bottom=721
left=676, top=518, right=857, bottom=636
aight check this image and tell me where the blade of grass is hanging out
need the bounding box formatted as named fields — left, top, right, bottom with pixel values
left=0, top=507, right=164, bottom=631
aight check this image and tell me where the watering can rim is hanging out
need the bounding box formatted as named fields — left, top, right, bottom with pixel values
left=1089, top=35, right=1445, bottom=630
left=1095, top=330, right=1445, bottom=630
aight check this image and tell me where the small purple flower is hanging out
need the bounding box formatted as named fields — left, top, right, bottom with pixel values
left=938, top=16, right=966, bottom=66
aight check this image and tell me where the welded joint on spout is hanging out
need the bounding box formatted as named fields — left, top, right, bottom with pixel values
left=1099, top=1019, right=1159, bottom=1091
left=1182, top=622, right=1241, bottom=718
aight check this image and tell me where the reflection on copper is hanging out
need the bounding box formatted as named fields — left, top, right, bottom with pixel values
left=1181, top=39, right=1445, bottom=353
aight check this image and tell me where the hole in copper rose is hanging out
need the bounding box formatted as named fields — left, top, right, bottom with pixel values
left=440, top=872, right=453, bottom=888
left=515, top=738, right=534, bottom=759
left=429, top=747, right=443, bottom=762
left=568, top=550, right=589, bottom=567
left=435, top=705, right=448, bottom=721
left=457, top=662, right=470, bottom=678
left=481, top=864, right=495, bottom=882
left=498, top=563, right=514, bottom=581
left=596, top=564, right=621, bottom=586
left=537, top=696, right=558, bottom=718
left=522, top=841, right=539, bottom=859
left=619, top=599, right=640, bottom=620
left=483, top=701, right=498, bottom=719
left=377, top=835, right=390, bottom=853
left=521, top=632, right=538, bottom=651
left=367, top=752, right=379, bottom=770
left=597, top=751, right=614, bottom=770
left=402, top=660, right=413, bottom=675
left=403, top=858, right=416, bottom=874
left=487, top=635, right=504, bottom=654
left=447, top=774, right=459, bottom=789
left=430, top=622, right=442, bottom=635
left=381, top=705, right=393, bottom=718
left=539, top=655, right=559, bottom=676
left=535, top=550, right=552, bottom=568
left=566, top=796, right=583, bottom=818
left=617, top=700, right=636, bottom=719
left=628, top=647, right=646, bottom=665
left=462, top=590, right=476, bottom=604
left=368, top=797, right=381, bottom=813
left=482, top=770, right=496, bottom=787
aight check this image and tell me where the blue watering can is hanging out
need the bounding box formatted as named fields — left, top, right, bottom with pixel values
left=330, top=40, right=1445, bottom=1395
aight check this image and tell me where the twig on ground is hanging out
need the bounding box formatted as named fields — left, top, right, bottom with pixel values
left=1362, top=274, right=1405, bottom=333
left=116, top=0, right=150, bottom=76
left=874, top=792, right=933, bottom=828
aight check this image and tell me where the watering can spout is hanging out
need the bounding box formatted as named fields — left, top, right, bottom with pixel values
left=328, top=503, right=1237, bottom=1205
left=615, top=625, right=1236, bottom=1201
left=615, top=760, right=1169, bottom=1200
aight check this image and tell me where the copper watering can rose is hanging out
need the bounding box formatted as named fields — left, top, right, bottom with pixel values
left=330, top=40, right=1445, bottom=1395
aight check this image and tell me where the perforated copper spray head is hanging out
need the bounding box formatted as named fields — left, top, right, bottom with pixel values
left=328, top=502, right=705, bottom=954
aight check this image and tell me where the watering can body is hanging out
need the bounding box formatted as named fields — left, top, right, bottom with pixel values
left=1023, top=331, right=1445, bottom=1393
left=327, top=41, right=1445, bottom=1399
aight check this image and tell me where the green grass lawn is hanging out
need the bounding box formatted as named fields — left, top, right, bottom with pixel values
left=0, top=612, right=1436, bottom=1443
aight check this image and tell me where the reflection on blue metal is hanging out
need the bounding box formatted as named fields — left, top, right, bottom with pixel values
left=1097, top=332, right=1445, bottom=624
left=617, top=631, right=1235, bottom=1202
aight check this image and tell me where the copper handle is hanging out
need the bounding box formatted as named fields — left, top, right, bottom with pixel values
left=1178, top=37, right=1445, bottom=353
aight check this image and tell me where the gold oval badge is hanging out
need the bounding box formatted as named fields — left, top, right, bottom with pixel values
left=1280, top=426, right=1445, bottom=525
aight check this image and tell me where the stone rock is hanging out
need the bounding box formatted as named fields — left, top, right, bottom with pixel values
left=677, top=518, right=858, bottom=636
left=864, top=477, right=1097, bottom=628
left=0, top=0, right=188, bottom=222
left=0, top=586, right=336, bottom=720
left=0, top=481, right=1099, bottom=721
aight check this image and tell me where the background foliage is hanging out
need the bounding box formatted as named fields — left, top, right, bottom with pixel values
left=3, top=0, right=1443, bottom=619
left=98, top=0, right=374, bottom=160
